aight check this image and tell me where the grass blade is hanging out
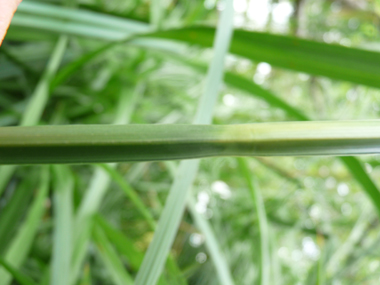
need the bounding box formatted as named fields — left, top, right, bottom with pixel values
left=78, top=263, right=92, bottom=285
left=163, top=160, right=235, bottom=285
left=149, top=26, right=380, bottom=88
left=0, top=35, right=67, bottom=195
left=340, top=157, right=380, bottom=216
left=71, top=167, right=111, bottom=283
left=163, top=54, right=309, bottom=121
left=96, top=214, right=184, bottom=285
left=94, top=215, right=144, bottom=270
left=224, top=72, right=309, bottom=121
left=71, top=84, right=143, bottom=283
left=11, top=14, right=127, bottom=41
left=0, top=257, right=37, bottom=285
left=269, top=231, right=281, bottom=285
left=50, top=42, right=119, bottom=90
left=187, top=196, right=235, bottom=285
left=12, top=3, right=380, bottom=89
left=20, top=35, right=67, bottom=126
left=92, top=225, right=134, bottom=285
left=0, top=167, right=50, bottom=285
left=0, top=172, right=36, bottom=254
left=326, top=201, right=373, bottom=277
left=150, top=0, right=165, bottom=29
left=135, top=1, right=235, bottom=284
left=0, top=167, right=18, bottom=200
left=135, top=159, right=200, bottom=285
left=51, top=165, right=73, bottom=285
left=332, top=227, right=380, bottom=279
left=96, top=165, right=187, bottom=284
left=17, top=1, right=148, bottom=33
left=98, top=164, right=156, bottom=229
left=238, top=158, right=270, bottom=285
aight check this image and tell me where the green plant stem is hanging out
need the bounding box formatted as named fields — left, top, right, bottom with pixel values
left=1, top=121, right=380, bottom=164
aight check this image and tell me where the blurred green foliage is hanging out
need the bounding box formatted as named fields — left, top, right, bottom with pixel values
left=1, top=0, right=380, bottom=284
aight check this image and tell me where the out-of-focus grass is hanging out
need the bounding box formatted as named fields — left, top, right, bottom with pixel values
left=2, top=0, right=380, bottom=284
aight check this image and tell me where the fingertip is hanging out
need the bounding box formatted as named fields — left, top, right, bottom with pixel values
left=0, top=0, right=22, bottom=45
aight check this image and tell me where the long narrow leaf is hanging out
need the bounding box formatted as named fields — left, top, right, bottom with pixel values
left=163, top=53, right=309, bottom=121
left=17, top=1, right=148, bottom=33
left=187, top=196, right=235, bottom=285
left=71, top=84, right=143, bottom=283
left=339, top=157, right=380, bottom=216
left=0, top=36, right=67, bottom=195
left=135, top=1, right=235, bottom=284
left=269, top=231, right=281, bottom=285
left=12, top=10, right=380, bottom=89
left=149, top=26, right=380, bottom=89
left=11, top=14, right=127, bottom=41
left=95, top=213, right=184, bottom=285
left=98, top=164, right=156, bottom=229
left=238, top=158, right=270, bottom=285
left=97, top=165, right=187, bottom=284
left=51, top=165, right=73, bottom=285
left=0, top=258, right=37, bottom=285
left=162, top=160, right=235, bottom=285
left=150, top=0, right=165, bottom=29
left=92, top=225, right=134, bottom=285
left=94, top=215, right=144, bottom=270
left=21, top=36, right=68, bottom=126
left=224, top=72, right=309, bottom=121
left=326, top=202, right=373, bottom=276
left=0, top=173, right=36, bottom=254
left=50, top=42, right=119, bottom=90
left=0, top=167, right=50, bottom=285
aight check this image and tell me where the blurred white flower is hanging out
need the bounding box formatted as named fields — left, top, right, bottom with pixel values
left=257, top=62, right=272, bottom=76
left=196, top=252, right=207, bottom=263
left=234, top=0, right=247, bottom=13
left=223, top=94, right=236, bottom=106
left=272, top=1, right=293, bottom=24
left=302, top=237, right=320, bottom=260
left=211, top=180, right=232, bottom=199
left=247, top=0, right=270, bottom=27
left=189, top=233, right=205, bottom=248
left=195, top=191, right=210, bottom=214
left=337, top=183, right=349, bottom=197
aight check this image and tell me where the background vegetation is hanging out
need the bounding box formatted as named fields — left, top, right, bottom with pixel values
left=1, top=0, right=380, bottom=284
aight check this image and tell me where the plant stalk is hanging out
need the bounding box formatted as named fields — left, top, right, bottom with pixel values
left=1, top=120, right=380, bottom=164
